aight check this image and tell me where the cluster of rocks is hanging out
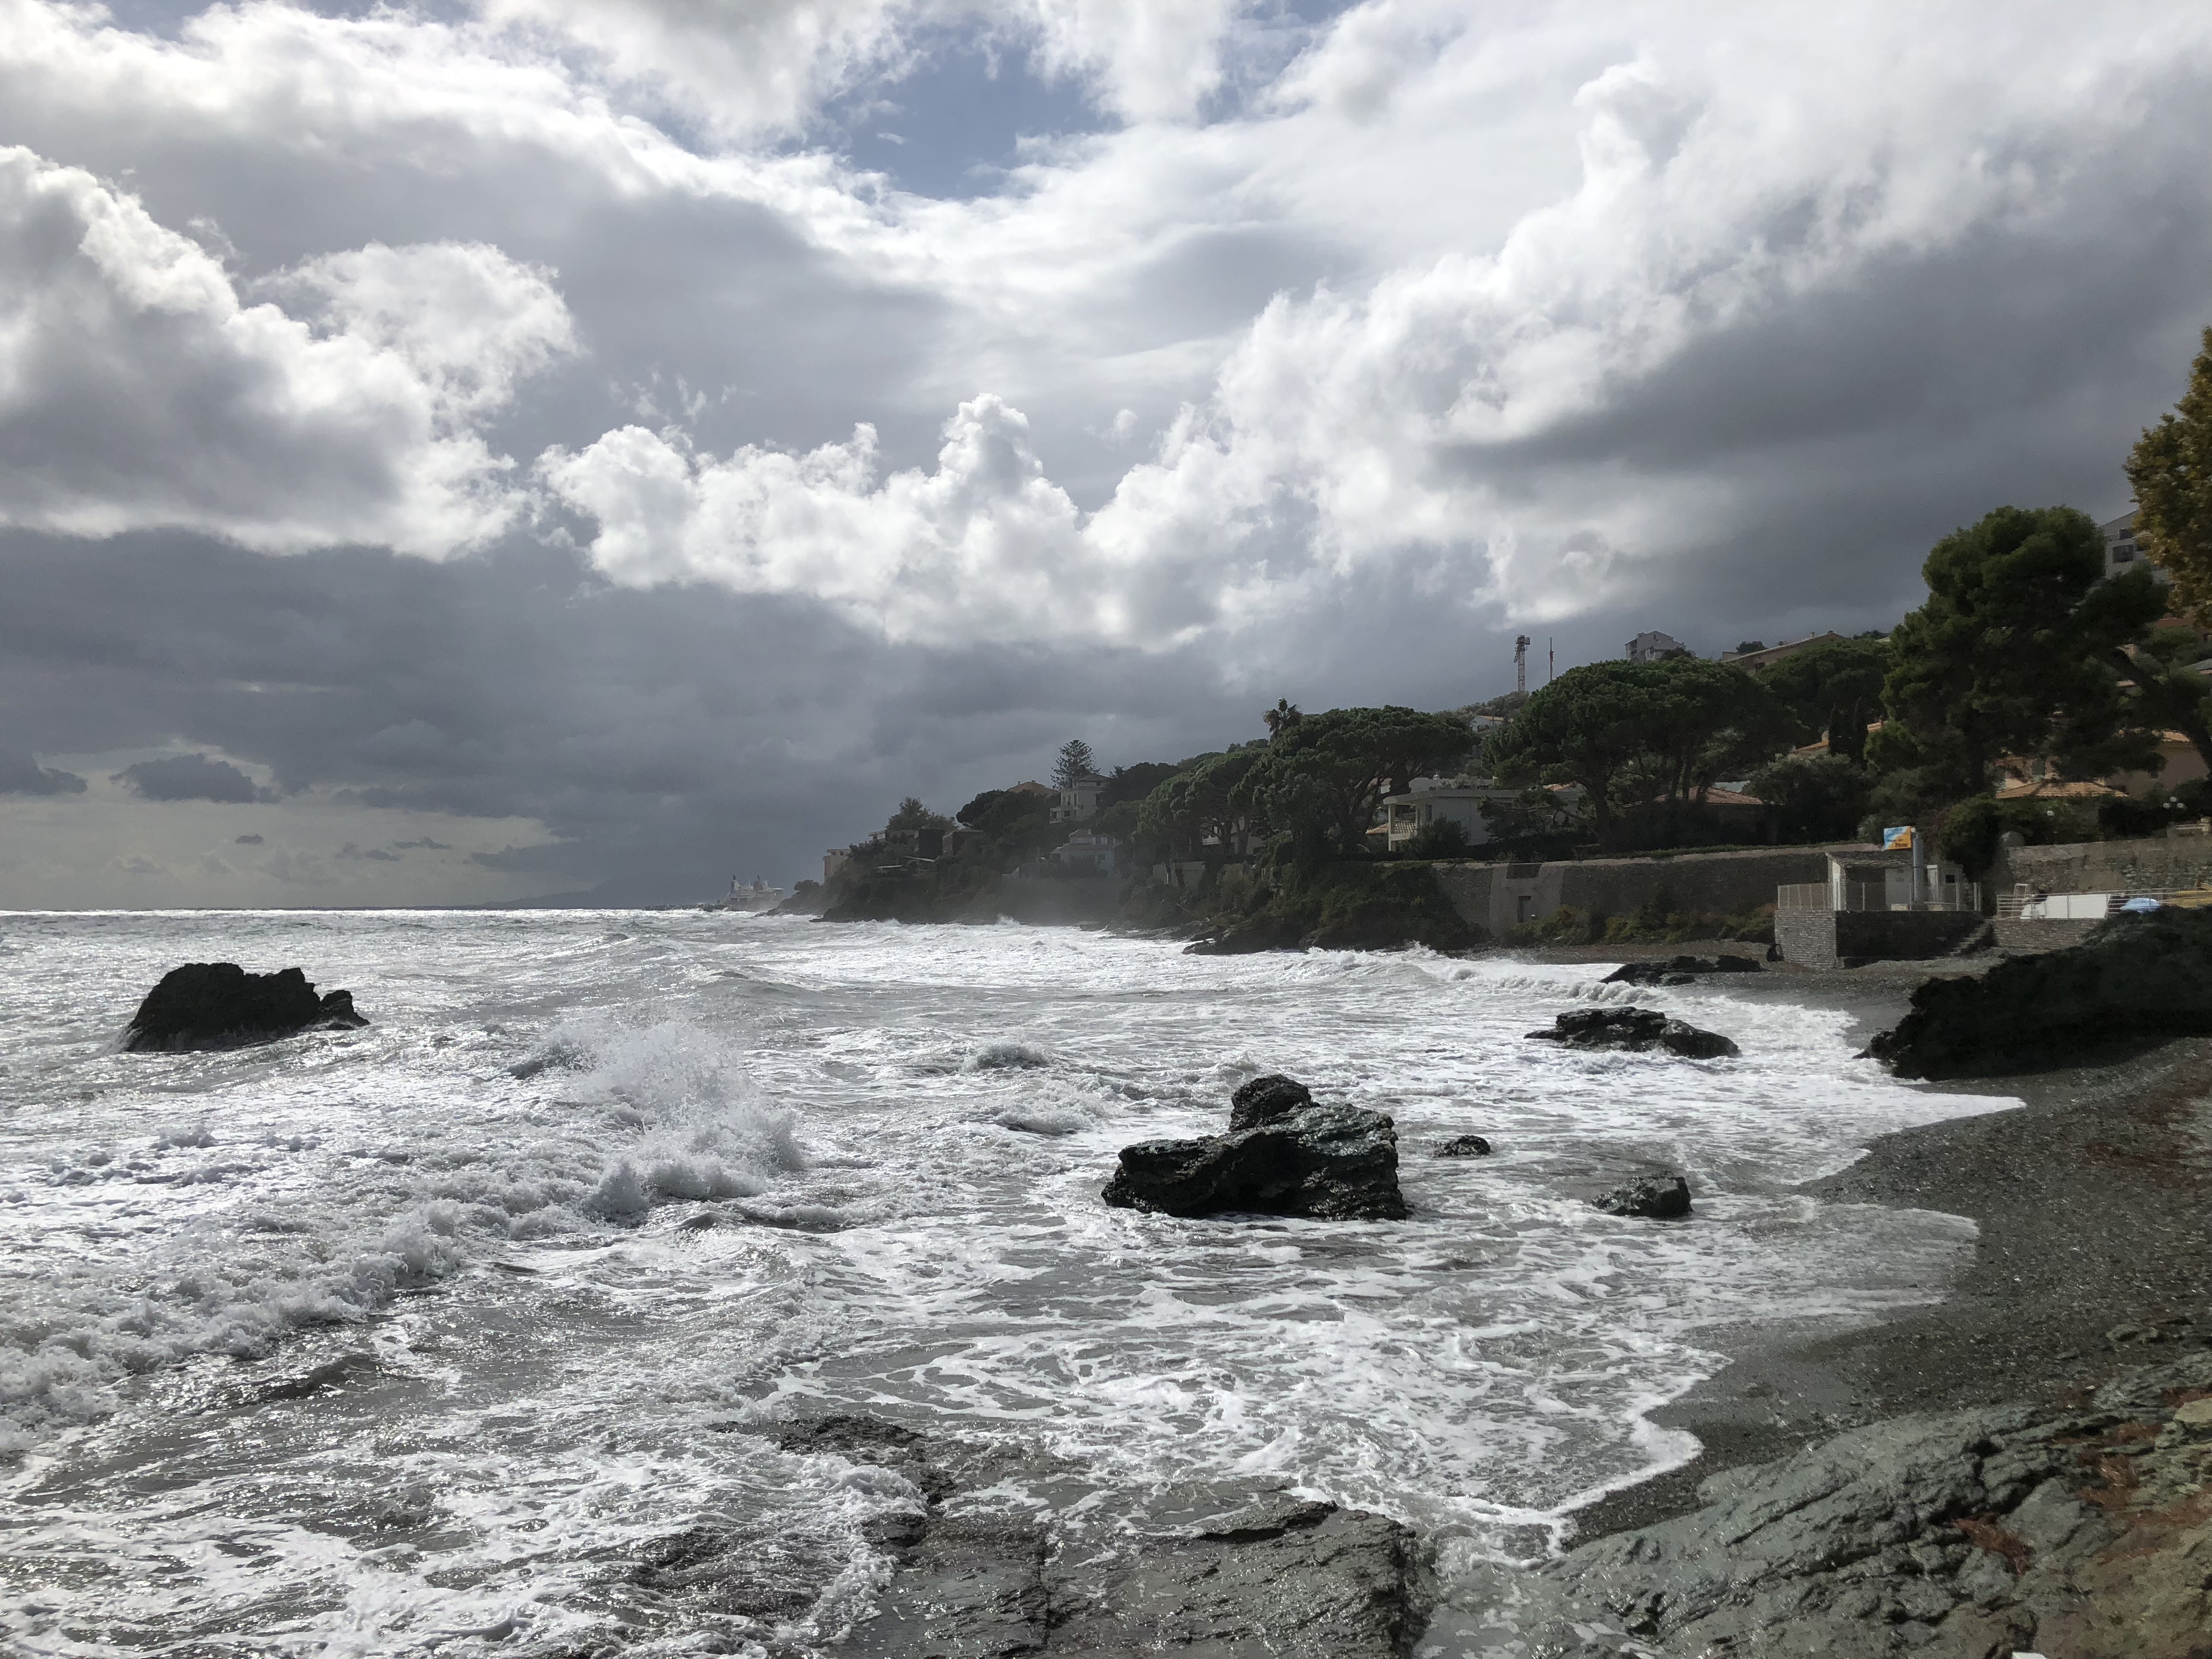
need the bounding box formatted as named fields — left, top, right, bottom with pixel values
left=124, top=963, right=368, bottom=1052
left=1871, top=906, right=2212, bottom=1079
left=1526, top=1006, right=1740, bottom=1060
left=1600, top=954, right=1763, bottom=986
left=1101, top=1074, right=1408, bottom=1220
left=1102, top=1057, right=1715, bottom=1224
left=1437, top=1347, right=2212, bottom=1657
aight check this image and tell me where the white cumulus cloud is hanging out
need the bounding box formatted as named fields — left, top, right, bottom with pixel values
left=0, top=147, right=573, bottom=555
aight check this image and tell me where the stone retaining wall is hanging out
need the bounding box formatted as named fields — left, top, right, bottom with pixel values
left=1997, top=832, right=2212, bottom=898
left=1992, top=917, right=2101, bottom=952
left=1775, top=909, right=1988, bottom=968
left=1432, top=846, right=1846, bottom=937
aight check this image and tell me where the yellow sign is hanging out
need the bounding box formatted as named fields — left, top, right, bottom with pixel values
left=1882, top=826, right=1914, bottom=850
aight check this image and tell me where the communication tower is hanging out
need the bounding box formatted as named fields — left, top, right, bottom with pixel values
left=1514, top=635, right=1529, bottom=695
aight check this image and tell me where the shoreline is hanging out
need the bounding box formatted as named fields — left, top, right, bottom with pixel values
left=1566, top=1010, right=2212, bottom=1546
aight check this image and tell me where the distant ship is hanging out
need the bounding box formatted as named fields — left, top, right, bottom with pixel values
left=704, top=875, right=787, bottom=914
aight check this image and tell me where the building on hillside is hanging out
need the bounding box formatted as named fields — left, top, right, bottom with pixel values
left=2101, top=510, right=2166, bottom=585
left=2109, top=733, right=2211, bottom=798
left=823, top=847, right=852, bottom=884
left=1719, top=632, right=1845, bottom=670
left=1626, top=630, right=1688, bottom=663
left=1051, top=773, right=1107, bottom=824
left=1052, top=830, right=1124, bottom=876
left=1375, top=778, right=1525, bottom=851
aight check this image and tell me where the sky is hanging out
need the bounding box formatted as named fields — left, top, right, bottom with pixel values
left=2, top=0, right=2209, bottom=906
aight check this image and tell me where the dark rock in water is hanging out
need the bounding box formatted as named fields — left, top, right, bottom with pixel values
left=1228, top=1072, right=1313, bottom=1130
left=1602, top=954, right=1763, bottom=984
left=125, top=963, right=369, bottom=1052
left=1104, top=1077, right=1406, bottom=1220
left=1433, top=1134, right=1492, bottom=1157
left=1594, top=1174, right=1692, bottom=1218
left=1527, top=1006, right=1739, bottom=1059
left=1869, top=908, right=2212, bottom=1080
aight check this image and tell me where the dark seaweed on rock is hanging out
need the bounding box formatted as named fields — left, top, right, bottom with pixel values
left=1869, top=908, right=2212, bottom=1080
left=1526, top=1006, right=1739, bottom=1059
left=125, top=963, right=369, bottom=1052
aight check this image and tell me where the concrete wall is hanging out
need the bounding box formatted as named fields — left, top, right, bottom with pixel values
left=1775, top=909, right=1988, bottom=968
left=1997, top=832, right=2212, bottom=898
left=1431, top=846, right=1846, bottom=937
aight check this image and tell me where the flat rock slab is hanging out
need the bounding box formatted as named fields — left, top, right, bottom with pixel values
left=125, top=963, right=368, bottom=1052
left=848, top=1473, right=1431, bottom=1659
left=1432, top=1349, right=2212, bottom=1658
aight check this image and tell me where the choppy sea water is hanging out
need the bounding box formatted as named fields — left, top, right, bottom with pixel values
left=0, top=911, right=2010, bottom=1655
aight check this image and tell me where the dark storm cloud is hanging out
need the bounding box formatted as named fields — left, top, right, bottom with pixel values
left=0, top=748, right=87, bottom=795
left=234, top=833, right=264, bottom=844
left=0, top=528, right=1251, bottom=901
left=112, top=753, right=275, bottom=803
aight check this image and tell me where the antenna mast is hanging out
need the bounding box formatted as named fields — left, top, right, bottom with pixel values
left=1514, top=635, right=1529, bottom=696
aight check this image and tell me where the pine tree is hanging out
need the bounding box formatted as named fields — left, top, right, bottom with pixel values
left=1052, top=739, right=1099, bottom=790
left=2126, top=325, right=2212, bottom=619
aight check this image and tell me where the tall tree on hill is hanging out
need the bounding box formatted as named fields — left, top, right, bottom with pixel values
left=1757, top=635, right=1891, bottom=760
left=1136, top=750, right=1264, bottom=862
left=1263, top=698, right=1303, bottom=738
left=1230, top=706, right=1474, bottom=859
left=1486, top=658, right=1781, bottom=840
left=2126, top=325, right=2212, bottom=619
left=1868, top=505, right=2167, bottom=808
left=1052, top=738, right=1099, bottom=790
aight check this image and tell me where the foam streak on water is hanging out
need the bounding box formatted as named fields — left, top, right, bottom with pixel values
left=0, top=911, right=2008, bottom=1654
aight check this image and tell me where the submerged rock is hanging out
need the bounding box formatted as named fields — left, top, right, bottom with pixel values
left=1593, top=1174, right=1691, bottom=1218
left=1103, top=1076, right=1406, bottom=1220
left=1869, top=908, right=2212, bottom=1079
left=1526, top=1006, right=1739, bottom=1059
left=125, top=963, right=369, bottom=1052
left=1433, top=1134, right=1493, bottom=1158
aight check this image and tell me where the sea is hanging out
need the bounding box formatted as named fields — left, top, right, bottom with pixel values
left=0, top=910, right=2010, bottom=1656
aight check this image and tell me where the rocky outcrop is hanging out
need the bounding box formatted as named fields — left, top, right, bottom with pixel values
left=1593, top=1174, right=1691, bottom=1218
left=757, top=1412, right=1433, bottom=1659
left=1526, top=1007, right=1739, bottom=1059
left=1442, top=1349, right=2212, bottom=1658
left=1434, top=1134, right=1493, bottom=1158
left=1870, top=908, right=2212, bottom=1079
left=125, top=963, right=369, bottom=1052
left=1600, top=955, right=1762, bottom=985
left=1102, top=1073, right=1407, bottom=1220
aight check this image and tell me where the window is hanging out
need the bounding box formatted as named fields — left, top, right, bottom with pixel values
left=2114, top=544, right=2135, bottom=562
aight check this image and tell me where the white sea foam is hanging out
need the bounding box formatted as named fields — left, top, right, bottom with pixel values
left=0, top=911, right=2016, bottom=1653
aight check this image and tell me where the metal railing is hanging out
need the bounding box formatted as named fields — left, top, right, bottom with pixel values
left=1777, top=881, right=1981, bottom=914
